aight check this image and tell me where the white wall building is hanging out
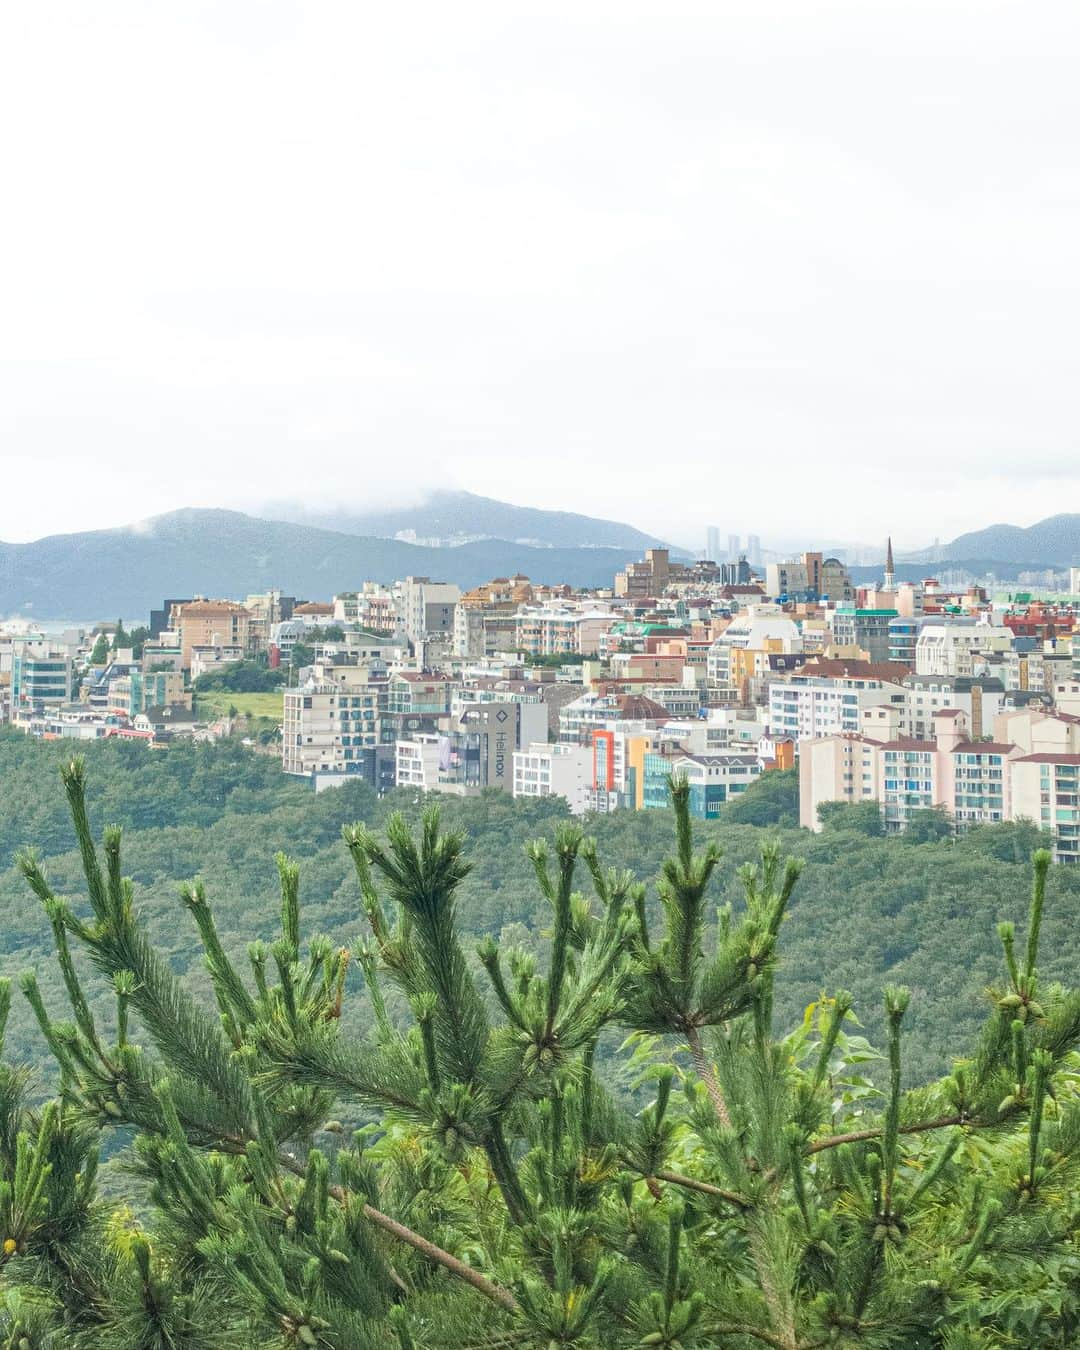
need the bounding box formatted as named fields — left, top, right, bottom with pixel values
left=512, top=742, right=594, bottom=814
left=282, top=662, right=384, bottom=778
left=706, top=612, right=802, bottom=696
left=515, top=604, right=617, bottom=658
left=396, top=578, right=461, bottom=649
left=914, top=622, right=1009, bottom=678
left=395, top=736, right=442, bottom=792
left=768, top=666, right=907, bottom=744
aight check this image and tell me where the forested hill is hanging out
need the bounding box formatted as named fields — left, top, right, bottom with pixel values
left=0, top=730, right=1069, bottom=1086
left=0, top=509, right=641, bottom=619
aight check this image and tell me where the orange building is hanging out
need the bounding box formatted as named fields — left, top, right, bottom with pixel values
left=171, top=600, right=251, bottom=668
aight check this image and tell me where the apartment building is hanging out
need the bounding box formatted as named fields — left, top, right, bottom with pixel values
left=993, top=706, right=1080, bottom=756
left=764, top=553, right=852, bottom=603
left=829, top=608, right=897, bottom=664
left=386, top=672, right=455, bottom=718
left=454, top=575, right=533, bottom=658
left=640, top=752, right=761, bottom=818
left=999, top=646, right=1073, bottom=695
left=676, top=707, right=769, bottom=754
left=282, top=661, right=387, bottom=782
left=333, top=584, right=396, bottom=632
left=706, top=612, right=802, bottom=699
left=395, top=737, right=442, bottom=792
left=888, top=617, right=921, bottom=667
left=913, top=621, right=1008, bottom=678
left=1055, top=680, right=1080, bottom=717
left=798, top=734, right=883, bottom=823
left=11, top=643, right=75, bottom=713
left=800, top=710, right=1018, bottom=839
left=768, top=660, right=909, bottom=743
left=514, top=604, right=617, bottom=658
left=108, top=670, right=190, bottom=718
left=512, top=742, right=594, bottom=814
left=614, top=548, right=677, bottom=598
left=606, top=652, right=687, bottom=686
left=558, top=691, right=671, bottom=744
left=396, top=578, right=461, bottom=649
left=243, top=590, right=294, bottom=649
left=903, top=675, right=1005, bottom=741
left=1011, top=755, right=1080, bottom=863
left=454, top=606, right=519, bottom=659
left=83, top=654, right=141, bottom=712
left=172, top=601, right=251, bottom=668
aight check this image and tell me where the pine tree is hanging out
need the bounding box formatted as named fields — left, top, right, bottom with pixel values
left=6, top=758, right=1080, bottom=1346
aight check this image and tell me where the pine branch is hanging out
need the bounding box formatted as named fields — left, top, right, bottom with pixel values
left=653, top=1169, right=751, bottom=1209
left=272, top=1150, right=520, bottom=1313
left=804, top=1114, right=965, bottom=1156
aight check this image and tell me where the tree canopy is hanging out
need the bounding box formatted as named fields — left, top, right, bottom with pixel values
left=2, top=759, right=1080, bottom=1345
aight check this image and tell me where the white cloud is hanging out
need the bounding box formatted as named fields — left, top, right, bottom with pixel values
left=1, top=0, right=1078, bottom=551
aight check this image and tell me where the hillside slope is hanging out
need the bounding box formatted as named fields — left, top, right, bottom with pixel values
left=937, top=514, right=1080, bottom=565
left=0, top=508, right=640, bottom=619
left=265, top=488, right=679, bottom=552
left=0, top=734, right=1070, bottom=1089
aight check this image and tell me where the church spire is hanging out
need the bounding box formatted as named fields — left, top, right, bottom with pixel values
left=883, top=536, right=895, bottom=591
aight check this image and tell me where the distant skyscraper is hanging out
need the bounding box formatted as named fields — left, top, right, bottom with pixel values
left=727, top=533, right=740, bottom=562
left=706, top=526, right=721, bottom=561
left=747, top=534, right=762, bottom=567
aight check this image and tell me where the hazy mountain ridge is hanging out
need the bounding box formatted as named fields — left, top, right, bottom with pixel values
left=925, top=514, right=1080, bottom=566
left=0, top=509, right=642, bottom=621
left=263, top=489, right=681, bottom=553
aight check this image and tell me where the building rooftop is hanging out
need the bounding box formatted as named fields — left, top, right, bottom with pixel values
left=675, top=753, right=759, bottom=766
left=615, top=694, right=671, bottom=721
left=791, top=659, right=911, bottom=683
left=176, top=601, right=248, bottom=616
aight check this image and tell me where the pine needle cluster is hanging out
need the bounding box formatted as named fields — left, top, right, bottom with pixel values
left=2, top=758, right=1080, bottom=1347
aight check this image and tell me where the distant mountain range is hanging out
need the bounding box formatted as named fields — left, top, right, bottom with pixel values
left=264, top=489, right=680, bottom=554
left=0, top=509, right=647, bottom=621
left=933, top=515, right=1080, bottom=566
left=895, top=514, right=1080, bottom=568
left=7, top=495, right=1076, bottom=622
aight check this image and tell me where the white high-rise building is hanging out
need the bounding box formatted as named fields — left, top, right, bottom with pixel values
left=396, top=577, right=461, bottom=650
left=706, top=526, right=721, bottom=561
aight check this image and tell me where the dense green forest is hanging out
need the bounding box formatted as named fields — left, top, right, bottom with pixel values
left=4, top=749, right=1080, bottom=1345
left=0, top=732, right=1071, bottom=1087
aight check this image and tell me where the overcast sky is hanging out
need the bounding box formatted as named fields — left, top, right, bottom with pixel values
left=2, top=1, right=1078, bottom=551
